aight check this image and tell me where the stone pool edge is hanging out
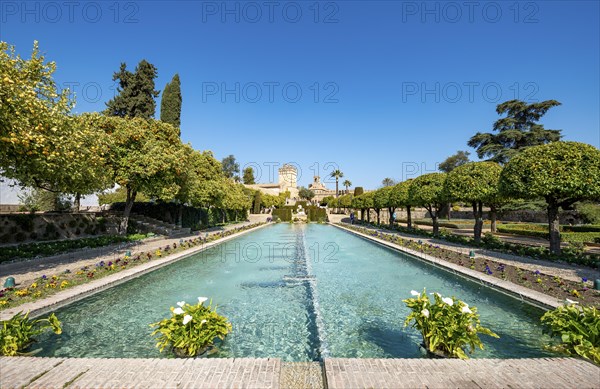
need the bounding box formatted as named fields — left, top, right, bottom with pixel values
left=0, top=223, right=272, bottom=320
left=330, top=222, right=562, bottom=310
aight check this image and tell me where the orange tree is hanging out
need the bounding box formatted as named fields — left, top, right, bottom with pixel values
left=500, top=141, right=600, bottom=254
left=444, top=162, right=503, bottom=242
left=0, top=41, right=110, bottom=201
left=408, top=173, right=447, bottom=236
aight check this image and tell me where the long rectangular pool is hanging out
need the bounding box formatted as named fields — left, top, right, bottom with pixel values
left=37, top=224, right=552, bottom=361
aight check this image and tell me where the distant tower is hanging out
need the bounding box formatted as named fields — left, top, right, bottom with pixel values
left=278, top=164, right=298, bottom=191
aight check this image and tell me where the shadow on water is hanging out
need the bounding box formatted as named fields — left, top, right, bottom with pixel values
left=360, top=319, right=422, bottom=358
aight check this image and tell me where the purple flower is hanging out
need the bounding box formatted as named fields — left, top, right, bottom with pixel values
left=582, top=277, right=588, bottom=283
left=42, top=275, right=47, bottom=280
left=108, top=261, right=113, bottom=266
left=534, top=270, right=540, bottom=275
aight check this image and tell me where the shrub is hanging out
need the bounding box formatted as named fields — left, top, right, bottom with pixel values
left=403, top=290, right=499, bottom=359
left=0, top=312, right=62, bottom=356
left=14, top=232, right=26, bottom=242
left=541, top=303, right=600, bottom=365
left=272, top=209, right=292, bottom=222
left=150, top=297, right=231, bottom=357
left=577, top=202, right=600, bottom=224
left=68, top=220, right=77, bottom=228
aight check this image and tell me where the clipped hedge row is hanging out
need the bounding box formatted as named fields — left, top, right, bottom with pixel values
left=496, top=225, right=600, bottom=244
left=308, top=207, right=327, bottom=222
left=272, top=209, right=292, bottom=222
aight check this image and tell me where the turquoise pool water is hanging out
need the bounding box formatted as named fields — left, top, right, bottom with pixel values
left=37, top=224, right=552, bottom=361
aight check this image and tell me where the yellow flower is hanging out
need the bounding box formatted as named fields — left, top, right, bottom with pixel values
left=30, top=282, right=38, bottom=289
left=15, top=289, right=29, bottom=297
left=155, top=250, right=162, bottom=257
left=60, top=281, right=69, bottom=289
left=0, top=300, right=8, bottom=306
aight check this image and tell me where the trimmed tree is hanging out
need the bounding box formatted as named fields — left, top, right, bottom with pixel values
left=409, top=173, right=447, bottom=236
left=445, top=162, right=503, bottom=242
left=499, top=141, right=600, bottom=254
left=373, top=187, right=392, bottom=225
left=393, top=180, right=414, bottom=229
left=160, top=73, right=182, bottom=133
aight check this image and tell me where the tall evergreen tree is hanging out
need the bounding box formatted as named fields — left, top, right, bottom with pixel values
left=105, top=60, right=159, bottom=119
left=468, top=99, right=562, bottom=164
left=160, top=73, right=182, bottom=132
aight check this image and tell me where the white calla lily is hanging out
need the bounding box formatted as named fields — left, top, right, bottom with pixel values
left=410, top=290, right=420, bottom=296
left=421, top=309, right=429, bottom=318
left=183, top=315, right=192, bottom=325
left=177, top=301, right=185, bottom=307
left=461, top=306, right=472, bottom=314
left=198, top=297, right=208, bottom=304
left=173, top=307, right=184, bottom=315
left=442, top=297, right=454, bottom=306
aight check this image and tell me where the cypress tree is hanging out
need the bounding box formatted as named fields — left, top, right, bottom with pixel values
left=160, top=74, right=182, bottom=132
left=105, top=60, right=159, bottom=119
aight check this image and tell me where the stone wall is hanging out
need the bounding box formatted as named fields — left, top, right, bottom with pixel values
left=0, top=213, right=120, bottom=245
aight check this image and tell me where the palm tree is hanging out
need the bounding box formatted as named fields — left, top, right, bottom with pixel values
left=342, top=179, right=352, bottom=195
left=330, top=169, right=344, bottom=197
left=382, top=177, right=395, bottom=187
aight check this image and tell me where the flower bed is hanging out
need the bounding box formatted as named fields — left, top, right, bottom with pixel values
left=340, top=223, right=600, bottom=308
left=354, top=220, right=600, bottom=267
left=0, top=234, right=150, bottom=264
left=0, top=223, right=265, bottom=311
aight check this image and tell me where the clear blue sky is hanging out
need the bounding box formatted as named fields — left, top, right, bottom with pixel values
left=3, top=0, right=599, bottom=190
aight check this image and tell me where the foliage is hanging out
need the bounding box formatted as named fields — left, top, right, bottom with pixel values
left=577, top=202, right=600, bottom=225
left=151, top=298, right=231, bottom=357
left=221, top=155, right=239, bottom=179
left=381, top=178, right=395, bottom=187
left=321, top=196, right=335, bottom=206
left=445, top=162, right=503, bottom=241
left=408, top=173, right=447, bottom=234
left=0, top=311, right=62, bottom=356
left=307, top=207, right=327, bottom=222
left=373, top=186, right=392, bottom=210
left=337, top=194, right=353, bottom=209
left=330, top=169, right=344, bottom=196
left=272, top=208, right=292, bottom=222
left=160, top=73, right=182, bottom=131
left=242, top=167, right=255, bottom=184
left=541, top=303, right=600, bottom=364
left=403, top=290, right=498, bottom=359
left=354, top=187, right=364, bottom=197
left=0, top=42, right=110, bottom=197
left=439, top=150, right=470, bottom=173
left=18, top=188, right=72, bottom=212
left=500, top=141, right=600, bottom=254
left=468, top=99, right=562, bottom=164
left=97, top=187, right=150, bottom=205
left=105, top=60, right=159, bottom=119
left=444, top=162, right=502, bottom=205
left=342, top=180, right=352, bottom=192
left=299, top=186, right=315, bottom=201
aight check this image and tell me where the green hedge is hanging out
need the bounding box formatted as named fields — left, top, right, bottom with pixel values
left=272, top=209, right=292, bottom=222
left=563, top=225, right=600, bottom=232
left=497, top=225, right=600, bottom=244
left=308, top=207, right=327, bottom=222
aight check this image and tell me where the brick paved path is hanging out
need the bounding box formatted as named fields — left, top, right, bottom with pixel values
left=1, top=357, right=598, bottom=388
